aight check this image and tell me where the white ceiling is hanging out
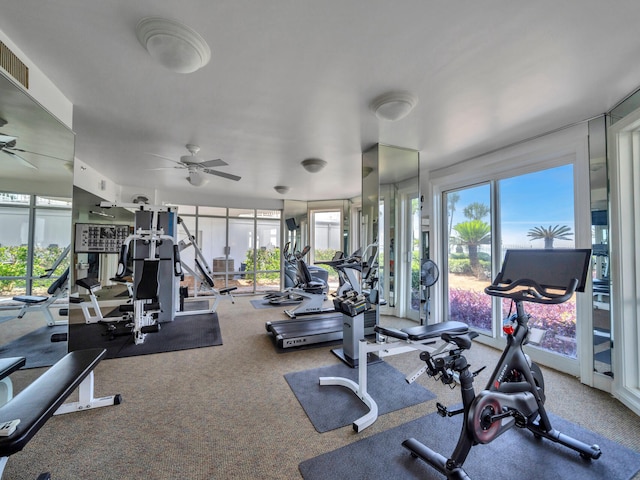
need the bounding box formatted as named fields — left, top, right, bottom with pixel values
left=1, top=1, right=640, bottom=204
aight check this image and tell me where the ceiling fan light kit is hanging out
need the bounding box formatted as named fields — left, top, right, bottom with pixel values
left=301, top=158, right=327, bottom=173
left=187, top=170, right=207, bottom=187
left=370, top=91, right=418, bottom=121
left=136, top=17, right=211, bottom=74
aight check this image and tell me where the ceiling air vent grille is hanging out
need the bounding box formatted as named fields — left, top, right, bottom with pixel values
left=0, top=41, right=29, bottom=89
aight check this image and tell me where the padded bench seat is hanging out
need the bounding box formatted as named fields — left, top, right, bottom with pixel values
left=0, top=348, right=106, bottom=457
left=375, top=320, right=469, bottom=342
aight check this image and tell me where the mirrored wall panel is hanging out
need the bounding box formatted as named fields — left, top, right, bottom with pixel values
left=0, top=72, right=74, bottom=368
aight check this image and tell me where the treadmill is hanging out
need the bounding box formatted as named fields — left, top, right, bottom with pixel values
left=266, top=250, right=378, bottom=349
left=265, top=309, right=377, bottom=349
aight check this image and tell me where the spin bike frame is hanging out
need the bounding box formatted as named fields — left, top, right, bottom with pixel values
left=403, top=249, right=602, bottom=480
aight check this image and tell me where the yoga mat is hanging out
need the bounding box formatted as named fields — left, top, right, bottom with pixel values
left=285, top=361, right=436, bottom=433
left=300, top=411, right=640, bottom=479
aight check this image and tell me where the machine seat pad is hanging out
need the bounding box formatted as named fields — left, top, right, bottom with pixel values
left=0, top=348, right=106, bottom=457
left=69, top=297, right=84, bottom=304
left=374, top=325, right=409, bottom=340
left=76, top=277, right=101, bottom=291
left=402, top=321, right=469, bottom=341
left=11, top=295, right=47, bottom=304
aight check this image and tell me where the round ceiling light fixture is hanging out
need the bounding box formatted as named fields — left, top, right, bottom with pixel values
left=187, top=171, right=207, bottom=187
left=301, top=158, right=327, bottom=173
left=369, top=91, right=418, bottom=121
left=136, top=17, right=211, bottom=74
left=274, top=185, right=290, bottom=194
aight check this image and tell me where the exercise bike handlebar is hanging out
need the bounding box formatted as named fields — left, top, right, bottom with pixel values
left=484, top=277, right=579, bottom=305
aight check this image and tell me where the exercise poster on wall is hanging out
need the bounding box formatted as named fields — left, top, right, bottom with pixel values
left=74, top=224, right=131, bottom=253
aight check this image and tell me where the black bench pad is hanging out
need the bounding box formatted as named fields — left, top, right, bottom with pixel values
left=0, top=348, right=106, bottom=457
left=376, top=320, right=469, bottom=342
left=11, top=295, right=47, bottom=304
left=0, top=358, right=25, bottom=381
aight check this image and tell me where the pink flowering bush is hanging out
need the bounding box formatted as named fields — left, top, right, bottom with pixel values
left=449, top=288, right=577, bottom=357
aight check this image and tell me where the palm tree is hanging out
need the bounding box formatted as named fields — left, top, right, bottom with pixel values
left=463, top=202, right=490, bottom=221
left=452, top=219, right=491, bottom=276
left=527, top=225, right=573, bottom=249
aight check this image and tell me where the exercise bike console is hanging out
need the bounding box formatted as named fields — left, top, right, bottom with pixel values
left=402, top=249, right=601, bottom=480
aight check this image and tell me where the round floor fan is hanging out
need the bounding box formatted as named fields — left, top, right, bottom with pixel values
left=421, top=259, right=439, bottom=319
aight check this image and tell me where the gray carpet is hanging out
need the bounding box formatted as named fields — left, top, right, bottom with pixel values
left=0, top=324, right=67, bottom=368
left=299, top=411, right=640, bottom=480
left=285, top=360, right=436, bottom=433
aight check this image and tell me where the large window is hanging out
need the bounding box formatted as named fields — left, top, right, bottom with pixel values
left=435, top=125, right=589, bottom=375
left=176, top=206, right=281, bottom=295
left=0, top=194, right=71, bottom=298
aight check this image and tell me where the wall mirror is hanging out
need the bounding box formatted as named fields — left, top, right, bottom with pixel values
left=282, top=198, right=351, bottom=293
left=0, top=72, right=75, bottom=368
left=363, top=144, right=420, bottom=328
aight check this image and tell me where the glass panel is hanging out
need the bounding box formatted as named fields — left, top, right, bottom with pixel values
left=229, top=208, right=255, bottom=218
left=0, top=193, right=30, bottom=205
left=175, top=204, right=196, bottom=215
left=409, top=196, right=421, bottom=316
left=445, top=184, right=492, bottom=333
left=311, top=210, right=342, bottom=288
left=199, top=206, right=226, bottom=216
left=257, top=209, right=281, bottom=219
left=228, top=216, right=255, bottom=292
left=0, top=206, right=30, bottom=298
left=198, top=217, right=229, bottom=289
left=253, top=217, right=281, bottom=291
left=589, top=116, right=612, bottom=377
left=36, top=196, right=72, bottom=207
left=32, top=208, right=71, bottom=294
left=499, top=164, right=577, bottom=357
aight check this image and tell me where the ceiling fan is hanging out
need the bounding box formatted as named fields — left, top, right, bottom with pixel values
left=148, top=144, right=241, bottom=186
left=0, top=133, right=38, bottom=169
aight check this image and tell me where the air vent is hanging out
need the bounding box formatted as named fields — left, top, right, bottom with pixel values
left=0, top=41, right=29, bottom=89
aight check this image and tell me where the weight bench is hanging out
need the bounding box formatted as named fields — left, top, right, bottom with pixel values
left=319, top=320, right=469, bottom=432
left=10, top=268, right=69, bottom=327
left=0, top=348, right=121, bottom=479
left=73, top=277, right=106, bottom=324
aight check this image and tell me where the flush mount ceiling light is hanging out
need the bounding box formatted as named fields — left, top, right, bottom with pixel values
left=274, top=185, right=290, bottom=194
left=301, top=158, right=327, bottom=173
left=136, top=17, right=211, bottom=73
left=369, top=91, right=418, bottom=121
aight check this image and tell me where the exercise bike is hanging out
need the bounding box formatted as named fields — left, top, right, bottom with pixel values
left=403, top=248, right=602, bottom=479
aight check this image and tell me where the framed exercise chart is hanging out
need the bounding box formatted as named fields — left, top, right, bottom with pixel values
left=74, top=223, right=131, bottom=253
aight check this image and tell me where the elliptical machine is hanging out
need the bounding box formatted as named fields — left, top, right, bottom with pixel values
left=403, top=249, right=601, bottom=479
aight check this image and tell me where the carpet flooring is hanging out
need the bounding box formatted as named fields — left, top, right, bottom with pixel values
left=299, top=410, right=640, bottom=479
left=68, top=312, right=222, bottom=359
left=285, top=360, right=436, bottom=432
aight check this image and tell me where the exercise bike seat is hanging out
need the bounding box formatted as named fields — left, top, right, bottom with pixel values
left=375, top=321, right=469, bottom=342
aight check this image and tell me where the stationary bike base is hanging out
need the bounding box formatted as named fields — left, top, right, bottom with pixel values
left=402, top=438, right=471, bottom=480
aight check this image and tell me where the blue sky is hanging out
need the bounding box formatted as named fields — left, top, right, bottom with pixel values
left=447, top=164, right=575, bottom=248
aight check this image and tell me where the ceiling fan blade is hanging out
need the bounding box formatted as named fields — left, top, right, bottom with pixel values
left=11, top=147, right=68, bottom=162
left=199, top=158, right=228, bottom=168
left=203, top=168, right=241, bottom=181
left=0, top=133, right=17, bottom=144
left=2, top=148, right=38, bottom=169
left=145, top=152, right=183, bottom=165
left=148, top=166, right=185, bottom=171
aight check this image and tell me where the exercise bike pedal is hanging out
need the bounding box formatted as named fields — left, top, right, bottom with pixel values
left=437, top=402, right=464, bottom=418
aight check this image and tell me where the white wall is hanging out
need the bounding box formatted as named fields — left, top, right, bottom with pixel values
left=0, top=28, right=72, bottom=129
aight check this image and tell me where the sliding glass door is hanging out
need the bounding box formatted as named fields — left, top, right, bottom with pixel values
left=443, top=164, right=578, bottom=370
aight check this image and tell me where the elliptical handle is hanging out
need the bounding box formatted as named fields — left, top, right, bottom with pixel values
left=484, top=277, right=579, bottom=304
